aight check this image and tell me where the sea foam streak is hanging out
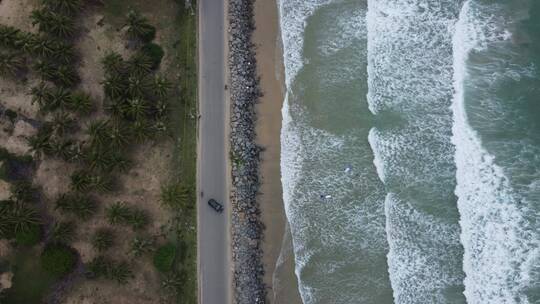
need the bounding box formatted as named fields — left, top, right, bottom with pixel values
left=452, top=1, right=540, bottom=303
left=366, top=0, right=466, bottom=302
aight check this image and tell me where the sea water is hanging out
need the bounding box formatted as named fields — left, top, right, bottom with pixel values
left=279, top=0, right=540, bottom=303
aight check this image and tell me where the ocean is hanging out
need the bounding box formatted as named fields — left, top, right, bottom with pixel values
left=278, top=0, right=540, bottom=303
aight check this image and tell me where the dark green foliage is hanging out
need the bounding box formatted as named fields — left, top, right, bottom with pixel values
left=103, top=74, right=127, bottom=99
left=130, top=119, right=153, bottom=143
left=105, top=202, right=149, bottom=230
left=0, top=201, right=41, bottom=237
left=128, top=52, right=153, bottom=76
left=126, top=10, right=156, bottom=42
left=0, top=52, right=26, bottom=77
left=33, top=59, right=56, bottom=79
left=55, top=193, right=97, bottom=220
left=31, top=9, right=76, bottom=38
left=54, top=64, right=79, bottom=87
left=91, top=228, right=113, bottom=252
left=127, top=75, right=152, bottom=98
left=153, top=243, right=176, bottom=273
left=51, top=112, right=76, bottom=136
left=10, top=180, right=38, bottom=203
left=48, top=138, right=75, bottom=160
left=40, top=244, right=77, bottom=277
left=42, top=0, right=83, bottom=15
left=122, top=98, right=149, bottom=120
left=49, top=221, right=76, bottom=243
left=161, top=271, right=184, bottom=294
left=160, top=182, right=191, bottom=211
left=152, top=75, right=171, bottom=99
left=87, top=256, right=133, bottom=284
left=67, top=91, right=93, bottom=115
left=70, top=170, right=113, bottom=193
left=141, top=43, right=164, bottom=69
left=15, top=223, right=41, bottom=246
left=27, top=131, right=52, bottom=158
left=0, top=25, right=21, bottom=49
left=130, top=235, right=155, bottom=257
left=101, top=51, right=125, bottom=76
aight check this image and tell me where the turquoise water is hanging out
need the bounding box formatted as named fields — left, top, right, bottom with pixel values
left=279, top=0, right=540, bottom=303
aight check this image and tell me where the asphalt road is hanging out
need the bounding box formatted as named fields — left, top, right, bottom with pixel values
left=197, top=0, right=231, bottom=303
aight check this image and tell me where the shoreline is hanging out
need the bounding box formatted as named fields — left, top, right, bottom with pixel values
left=252, top=0, right=303, bottom=303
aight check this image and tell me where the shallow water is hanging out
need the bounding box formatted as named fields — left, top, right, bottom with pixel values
left=278, top=0, right=540, bottom=303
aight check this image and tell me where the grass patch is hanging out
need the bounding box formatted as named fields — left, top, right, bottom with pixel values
left=103, top=1, right=197, bottom=302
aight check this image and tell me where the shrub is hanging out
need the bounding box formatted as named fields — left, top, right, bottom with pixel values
left=55, top=193, right=97, bottom=220
left=153, top=243, right=176, bottom=273
left=91, top=228, right=113, bottom=252
left=141, top=43, right=164, bottom=69
left=41, top=244, right=77, bottom=277
left=15, top=224, right=41, bottom=246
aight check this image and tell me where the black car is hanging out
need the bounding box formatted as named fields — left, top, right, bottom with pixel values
left=207, top=199, right=224, bottom=213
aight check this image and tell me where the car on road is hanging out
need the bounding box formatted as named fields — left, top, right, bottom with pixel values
left=207, top=199, right=224, bottom=213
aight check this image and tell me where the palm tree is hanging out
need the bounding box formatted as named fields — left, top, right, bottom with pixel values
left=130, top=119, right=152, bottom=143
left=154, top=99, right=169, bottom=119
left=161, top=272, right=183, bottom=294
left=31, top=82, right=52, bottom=108
left=106, top=202, right=132, bottom=225
left=125, top=9, right=155, bottom=42
left=152, top=76, right=171, bottom=99
left=160, top=183, right=190, bottom=210
left=91, top=228, right=113, bottom=252
left=130, top=236, right=154, bottom=257
left=70, top=169, right=113, bottom=193
left=54, top=65, right=79, bottom=87
left=127, top=75, right=151, bottom=98
left=128, top=53, right=153, bottom=76
left=0, top=25, right=20, bottom=49
left=51, top=112, right=76, bottom=136
left=31, top=9, right=76, bottom=38
left=107, top=122, right=130, bottom=148
left=27, top=35, right=55, bottom=57
left=123, top=98, right=149, bottom=120
left=55, top=193, right=97, bottom=220
left=67, top=91, right=93, bottom=115
left=27, top=132, right=52, bottom=158
left=105, top=98, right=125, bottom=118
left=42, top=0, right=83, bottom=15
left=49, top=221, right=76, bottom=243
left=46, top=87, right=72, bottom=112
left=49, top=138, right=74, bottom=160
left=108, top=261, right=133, bottom=284
left=101, top=52, right=125, bottom=76
left=51, top=41, right=75, bottom=64
left=34, top=59, right=56, bottom=80
left=84, top=146, right=114, bottom=171
left=0, top=52, right=26, bottom=77
left=86, top=119, right=110, bottom=148
left=5, top=201, right=41, bottom=234
left=128, top=210, right=148, bottom=230
left=103, top=74, right=127, bottom=99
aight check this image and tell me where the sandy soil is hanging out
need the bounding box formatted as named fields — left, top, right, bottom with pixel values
left=252, top=0, right=303, bottom=303
left=0, top=1, right=182, bottom=303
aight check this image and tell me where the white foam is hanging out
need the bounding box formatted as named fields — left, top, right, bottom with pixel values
left=451, top=2, right=539, bottom=303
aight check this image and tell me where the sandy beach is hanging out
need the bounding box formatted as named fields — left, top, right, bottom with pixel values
left=252, top=1, right=303, bottom=303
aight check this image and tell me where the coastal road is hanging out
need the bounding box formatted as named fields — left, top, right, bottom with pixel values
left=197, top=0, right=231, bottom=303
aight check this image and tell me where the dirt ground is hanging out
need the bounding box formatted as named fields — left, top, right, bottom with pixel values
left=0, top=0, right=189, bottom=303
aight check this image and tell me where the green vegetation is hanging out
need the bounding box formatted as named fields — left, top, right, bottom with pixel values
left=15, top=224, right=41, bottom=246
left=126, top=9, right=156, bottom=42
left=87, top=256, right=133, bottom=284
left=55, top=193, right=97, bottom=220
left=40, top=244, right=77, bottom=277
left=49, top=221, right=76, bottom=243
left=130, top=235, right=155, bottom=257
left=0, top=201, right=40, bottom=238
left=106, top=201, right=149, bottom=230
left=153, top=243, right=176, bottom=273
left=91, top=228, right=114, bottom=252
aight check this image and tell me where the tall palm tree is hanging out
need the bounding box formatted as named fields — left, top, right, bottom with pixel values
left=55, top=193, right=97, bottom=220
left=152, top=76, right=171, bottom=99
left=42, top=0, right=83, bottom=15
left=27, top=131, right=52, bottom=158
left=130, top=236, right=154, bottom=257
left=4, top=201, right=41, bottom=234
left=0, top=25, right=20, bottom=49
left=46, top=87, right=72, bottom=112
left=106, top=202, right=132, bottom=225
left=34, top=59, right=57, bottom=80
left=130, top=119, right=152, bottom=143
left=107, top=122, right=130, bottom=148
left=70, top=169, right=113, bottom=193
left=0, top=52, right=26, bottom=77
left=31, top=82, right=52, bottom=108
left=84, top=146, right=114, bottom=171
left=54, top=65, right=79, bottom=87
left=51, top=112, right=76, bottom=136
left=51, top=41, right=75, bottom=64
left=31, top=9, right=76, bottom=38
left=127, top=75, right=151, bottom=98
left=128, top=53, right=153, bottom=77
left=27, top=35, right=55, bottom=57
left=86, top=119, right=110, bottom=148
left=101, top=52, right=125, bottom=76
left=68, top=91, right=93, bottom=115
left=49, top=221, right=76, bottom=243
left=125, top=10, right=155, bottom=42
left=49, top=138, right=74, bottom=160
left=103, top=74, right=127, bottom=99
left=91, top=228, right=114, bottom=252
left=122, top=98, right=149, bottom=120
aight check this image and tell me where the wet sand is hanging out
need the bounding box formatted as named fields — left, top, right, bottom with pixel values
left=252, top=0, right=303, bottom=303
